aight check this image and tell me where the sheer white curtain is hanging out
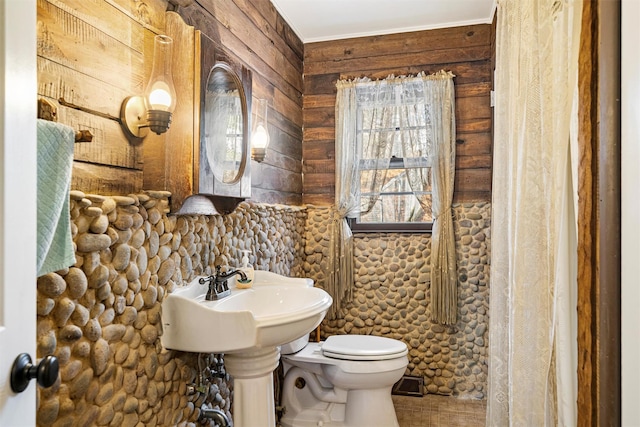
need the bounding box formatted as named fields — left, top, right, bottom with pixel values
left=330, top=72, right=456, bottom=321
left=487, top=0, right=582, bottom=425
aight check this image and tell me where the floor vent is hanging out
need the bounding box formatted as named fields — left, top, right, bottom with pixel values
left=392, top=375, right=424, bottom=397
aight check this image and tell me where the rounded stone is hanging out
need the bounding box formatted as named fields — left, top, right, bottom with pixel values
left=54, top=297, right=75, bottom=327
left=123, top=396, right=138, bottom=414
left=37, top=331, right=56, bottom=355
left=88, top=265, right=109, bottom=289
left=157, top=258, right=176, bottom=286
left=103, top=324, right=126, bottom=342
left=142, top=286, right=158, bottom=308
left=38, top=397, right=60, bottom=425
left=76, top=233, right=111, bottom=253
left=97, top=403, right=115, bottom=426
left=125, top=263, right=140, bottom=282
left=84, top=318, right=102, bottom=341
left=112, top=244, right=131, bottom=271
left=37, top=273, right=66, bottom=297
left=90, top=214, right=109, bottom=234
left=95, top=383, right=114, bottom=406
left=91, top=338, right=110, bottom=375
left=37, top=297, right=55, bottom=316
left=59, top=325, right=83, bottom=342
left=111, top=275, right=128, bottom=295
left=120, top=307, right=137, bottom=326
left=140, top=324, right=158, bottom=344
left=131, top=229, right=146, bottom=249
left=137, top=246, right=148, bottom=275
left=98, top=307, right=115, bottom=326
left=69, top=368, right=94, bottom=399
left=60, top=359, right=83, bottom=382
left=68, top=276, right=89, bottom=307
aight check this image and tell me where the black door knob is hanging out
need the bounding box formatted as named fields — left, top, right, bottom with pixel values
left=10, top=353, right=59, bottom=393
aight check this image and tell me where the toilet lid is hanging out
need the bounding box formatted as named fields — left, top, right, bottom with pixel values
left=321, top=335, right=408, bottom=361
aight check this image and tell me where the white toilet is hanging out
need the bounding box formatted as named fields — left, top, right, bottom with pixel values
left=279, top=333, right=409, bottom=427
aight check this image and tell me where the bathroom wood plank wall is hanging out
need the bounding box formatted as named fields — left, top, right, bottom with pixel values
left=37, top=0, right=304, bottom=205
left=36, top=0, right=167, bottom=195
left=303, top=25, right=494, bottom=205
left=178, top=0, right=304, bottom=205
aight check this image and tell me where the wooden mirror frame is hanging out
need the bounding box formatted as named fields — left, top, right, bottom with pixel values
left=191, top=31, right=252, bottom=211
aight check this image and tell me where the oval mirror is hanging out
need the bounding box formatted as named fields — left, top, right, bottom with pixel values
left=204, top=64, right=246, bottom=184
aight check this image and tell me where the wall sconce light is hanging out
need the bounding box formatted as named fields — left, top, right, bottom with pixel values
left=251, top=98, right=270, bottom=162
left=120, top=35, right=177, bottom=139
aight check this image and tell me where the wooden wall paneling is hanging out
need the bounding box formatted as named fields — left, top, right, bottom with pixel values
left=251, top=162, right=302, bottom=194
left=577, top=1, right=597, bottom=421
left=303, top=159, right=335, bottom=175
left=178, top=3, right=302, bottom=109
left=200, top=0, right=303, bottom=76
left=304, top=46, right=492, bottom=77
left=250, top=188, right=301, bottom=206
left=304, top=107, right=335, bottom=128
left=303, top=73, right=340, bottom=95
left=359, top=60, right=493, bottom=86
left=72, top=162, right=144, bottom=195
left=457, top=118, right=492, bottom=134
left=456, top=96, right=491, bottom=121
left=106, top=0, right=168, bottom=32
left=455, top=81, right=492, bottom=98
left=303, top=94, right=336, bottom=109
left=304, top=25, right=492, bottom=63
left=37, top=57, right=130, bottom=122
left=177, top=0, right=304, bottom=205
left=455, top=154, right=492, bottom=170
left=453, top=191, right=490, bottom=204
left=303, top=173, right=335, bottom=193
left=302, top=140, right=334, bottom=164
left=37, top=0, right=146, bottom=93
left=577, top=0, right=622, bottom=425
left=58, top=107, right=140, bottom=169
left=303, top=24, right=494, bottom=205
left=456, top=133, right=493, bottom=156
left=37, top=0, right=159, bottom=194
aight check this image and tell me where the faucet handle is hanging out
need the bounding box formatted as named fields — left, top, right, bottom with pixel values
left=199, top=276, right=213, bottom=286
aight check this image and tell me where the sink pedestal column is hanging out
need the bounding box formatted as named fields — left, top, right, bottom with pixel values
left=224, top=346, right=281, bottom=427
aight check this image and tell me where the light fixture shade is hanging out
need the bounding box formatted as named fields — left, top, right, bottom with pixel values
left=251, top=99, right=270, bottom=162
left=145, top=35, right=177, bottom=113
left=120, top=34, right=177, bottom=139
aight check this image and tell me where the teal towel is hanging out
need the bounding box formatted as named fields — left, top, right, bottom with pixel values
left=37, top=119, right=76, bottom=276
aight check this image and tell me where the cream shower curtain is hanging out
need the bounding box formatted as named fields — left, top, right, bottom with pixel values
left=487, top=0, right=582, bottom=425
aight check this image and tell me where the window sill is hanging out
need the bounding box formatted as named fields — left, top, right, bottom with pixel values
left=347, top=218, right=433, bottom=234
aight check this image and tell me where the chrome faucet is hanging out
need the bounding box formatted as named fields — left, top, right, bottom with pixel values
left=199, top=265, right=247, bottom=301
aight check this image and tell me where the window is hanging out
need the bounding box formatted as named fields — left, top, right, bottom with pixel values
left=348, top=82, right=435, bottom=233
left=332, top=71, right=458, bottom=323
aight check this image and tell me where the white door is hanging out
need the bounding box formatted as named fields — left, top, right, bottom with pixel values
left=0, top=0, right=38, bottom=425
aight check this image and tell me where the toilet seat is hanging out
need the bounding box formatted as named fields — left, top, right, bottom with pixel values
left=322, top=335, right=408, bottom=361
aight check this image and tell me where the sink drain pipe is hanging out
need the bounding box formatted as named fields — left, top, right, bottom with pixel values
left=200, top=408, right=230, bottom=426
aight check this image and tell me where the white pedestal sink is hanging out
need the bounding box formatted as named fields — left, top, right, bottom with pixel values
left=160, top=271, right=333, bottom=427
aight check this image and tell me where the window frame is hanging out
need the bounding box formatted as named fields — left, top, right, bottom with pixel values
left=350, top=156, right=434, bottom=234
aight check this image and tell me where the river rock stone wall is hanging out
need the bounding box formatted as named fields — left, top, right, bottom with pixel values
left=36, top=192, right=306, bottom=427
left=303, top=203, right=491, bottom=399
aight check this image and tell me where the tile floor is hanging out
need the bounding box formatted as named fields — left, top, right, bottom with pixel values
left=393, top=394, right=487, bottom=427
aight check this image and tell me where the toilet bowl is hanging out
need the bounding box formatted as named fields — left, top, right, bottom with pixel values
left=279, top=334, right=408, bottom=427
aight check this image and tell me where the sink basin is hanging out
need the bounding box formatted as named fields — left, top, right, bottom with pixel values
left=160, top=271, right=333, bottom=353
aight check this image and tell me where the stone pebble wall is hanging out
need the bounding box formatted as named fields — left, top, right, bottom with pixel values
left=36, top=191, right=306, bottom=427
left=303, top=203, right=491, bottom=399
